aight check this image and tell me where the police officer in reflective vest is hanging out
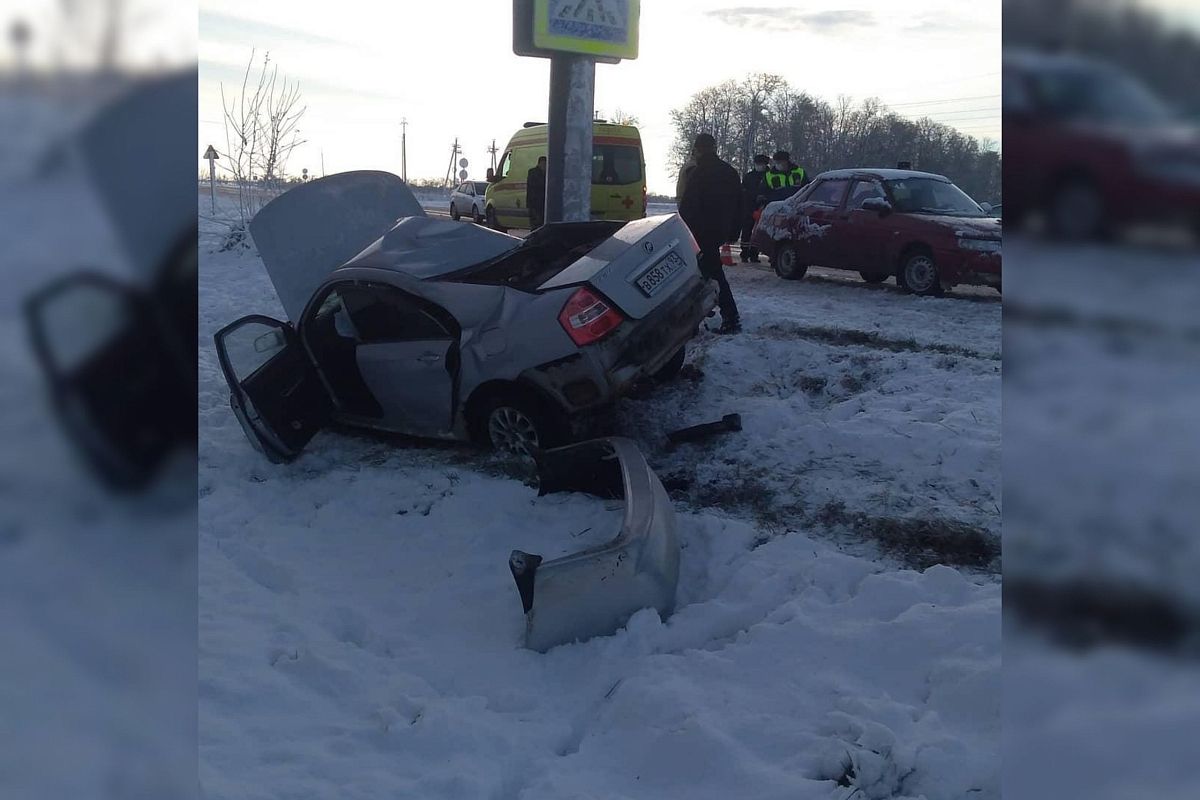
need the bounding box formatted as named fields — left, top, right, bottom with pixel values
left=763, top=150, right=808, bottom=203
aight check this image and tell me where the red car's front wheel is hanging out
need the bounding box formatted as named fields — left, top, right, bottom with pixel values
left=899, top=251, right=943, bottom=297
left=771, top=243, right=807, bottom=281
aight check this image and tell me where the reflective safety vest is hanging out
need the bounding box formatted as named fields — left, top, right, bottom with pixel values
left=764, top=165, right=806, bottom=190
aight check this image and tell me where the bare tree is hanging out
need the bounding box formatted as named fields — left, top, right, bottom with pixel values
left=600, top=108, right=641, bottom=126
left=216, top=51, right=307, bottom=250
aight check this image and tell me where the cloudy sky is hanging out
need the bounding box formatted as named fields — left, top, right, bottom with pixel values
left=196, top=1, right=1002, bottom=193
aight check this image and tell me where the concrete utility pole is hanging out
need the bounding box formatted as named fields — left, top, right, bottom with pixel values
left=400, top=117, right=408, bottom=182
left=443, top=138, right=462, bottom=187
left=545, top=55, right=595, bottom=223
left=488, top=138, right=498, bottom=173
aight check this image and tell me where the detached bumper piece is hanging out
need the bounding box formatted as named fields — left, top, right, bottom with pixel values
left=666, top=413, right=742, bottom=448
left=509, top=437, right=680, bottom=652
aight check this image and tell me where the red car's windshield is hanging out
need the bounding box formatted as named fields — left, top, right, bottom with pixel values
left=885, top=178, right=987, bottom=218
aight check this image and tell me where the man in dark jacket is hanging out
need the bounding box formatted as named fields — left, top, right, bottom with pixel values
left=739, top=153, right=770, bottom=262
left=526, top=156, right=547, bottom=229
left=678, top=132, right=742, bottom=333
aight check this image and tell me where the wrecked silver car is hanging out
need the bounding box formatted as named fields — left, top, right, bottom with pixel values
left=215, top=171, right=717, bottom=461
left=511, top=437, right=679, bottom=651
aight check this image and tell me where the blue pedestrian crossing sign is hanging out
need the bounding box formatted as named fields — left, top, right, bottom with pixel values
left=532, top=0, right=639, bottom=60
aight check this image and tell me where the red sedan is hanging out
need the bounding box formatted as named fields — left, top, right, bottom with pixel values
left=750, top=168, right=1002, bottom=296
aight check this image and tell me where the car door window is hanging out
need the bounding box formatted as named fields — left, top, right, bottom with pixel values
left=341, top=284, right=450, bottom=344
left=848, top=180, right=886, bottom=209
left=806, top=179, right=850, bottom=208
left=498, top=151, right=513, bottom=179
left=220, top=318, right=288, bottom=381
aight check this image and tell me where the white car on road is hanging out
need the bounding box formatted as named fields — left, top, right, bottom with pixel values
left=449, top=181, right=489, bottom=223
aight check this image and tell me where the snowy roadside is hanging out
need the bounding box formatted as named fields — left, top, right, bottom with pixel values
left=199, top=193, right=1000, bottom=799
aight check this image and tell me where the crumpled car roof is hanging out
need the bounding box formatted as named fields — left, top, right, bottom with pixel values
left=340, top=216, right=520, bottom=280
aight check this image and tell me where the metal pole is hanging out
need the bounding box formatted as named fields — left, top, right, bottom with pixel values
left=545, top=54, right=595, bottom=223
left=401, top=118, right=408, bottom=182
left=209, top=157, right=216, bottom=214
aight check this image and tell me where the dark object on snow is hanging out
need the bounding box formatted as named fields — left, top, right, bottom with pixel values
left=666, top=413, right=742, bottom=447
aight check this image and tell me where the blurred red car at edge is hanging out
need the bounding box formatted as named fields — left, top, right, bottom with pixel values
left=750, top=168, right=1002, bottom=297
left=1004, top=49, right=1200, bottom=240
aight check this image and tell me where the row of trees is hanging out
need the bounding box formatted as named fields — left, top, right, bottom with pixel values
left=1005, top=0, right=1200, bottom=118
left=669, top=73, right=1001, bottom=202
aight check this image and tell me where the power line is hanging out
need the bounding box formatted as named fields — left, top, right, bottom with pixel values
left=915, top=112, right=1002, bottom=122
left=881, top=93, right=1001, bottom=108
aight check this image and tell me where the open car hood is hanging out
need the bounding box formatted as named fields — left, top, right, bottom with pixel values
left=509, top=437, right=680, bottom=651
left=248, top=171, right=424, bottom=321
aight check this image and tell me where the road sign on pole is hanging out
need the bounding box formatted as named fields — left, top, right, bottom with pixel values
left=400, top=118, right=408, bottom=182
left=533, top=0, right=639, bottom=60
left=203, top=144, right=219, bottom=214
left=459, top=169, right=469, bottom=181
left=514, top=0, right=638, bottom=224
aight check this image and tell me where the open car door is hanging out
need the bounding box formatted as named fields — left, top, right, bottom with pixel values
left=214, top=315, right=331, bottom=463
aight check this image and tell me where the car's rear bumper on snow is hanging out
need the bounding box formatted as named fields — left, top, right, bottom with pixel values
left=509, top=437, right=680, bottom=652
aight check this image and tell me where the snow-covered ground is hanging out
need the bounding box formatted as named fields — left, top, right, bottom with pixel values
left=199, top=191, right=1000, bottom=798
left=0, top=120, right=196, bottom=793
left=1003, top=233, right=1200, bottom=798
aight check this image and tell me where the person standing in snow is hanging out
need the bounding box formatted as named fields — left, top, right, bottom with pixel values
left=526, top=156, right=547, bottom=229
left=678, top=132, right=742, bottom=333
left=763, top=149, right=809, bottom=203
left=739, top=153, right=770, bottom=263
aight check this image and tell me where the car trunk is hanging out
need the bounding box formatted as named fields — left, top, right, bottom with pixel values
left=451, top=214, right=702, bottom=322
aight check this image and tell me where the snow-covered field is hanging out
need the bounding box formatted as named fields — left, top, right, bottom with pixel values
left=1003, top=233, right=1200, bottom=798
left=199, top=192, right=1000, bottom=798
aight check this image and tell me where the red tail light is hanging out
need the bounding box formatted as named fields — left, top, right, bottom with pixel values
left=558, top=287, right=624, bottom=346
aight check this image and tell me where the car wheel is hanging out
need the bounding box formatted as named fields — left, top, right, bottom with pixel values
left=485, top=205, right=507, bottom=233
left=1049, top=177, right=1105, bottom=240
left=472, top=204, right=484, bottom=224
left=450, top=202, right=460, bottom=221
left=771, top=243, right=807, bottom=280
left=477, top=391, right=565, bottom=456
left=859, top=271, right=887, bottom=284
left=651, top=346, right=686, bottom=382
left=899, top=250, right=943, bottom=296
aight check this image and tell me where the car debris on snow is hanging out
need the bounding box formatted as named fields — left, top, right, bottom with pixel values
left=509, top=437, right=679, bottom=651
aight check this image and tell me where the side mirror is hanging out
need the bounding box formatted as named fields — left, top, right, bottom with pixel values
left=980, top=202, right=993, bottom=215
left=861, top=197, right=892, bottom=216
left=486, top=167, right=495, bottom=182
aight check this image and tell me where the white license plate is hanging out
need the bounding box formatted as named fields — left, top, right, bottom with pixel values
left=635, top=251, right=685, bottom=296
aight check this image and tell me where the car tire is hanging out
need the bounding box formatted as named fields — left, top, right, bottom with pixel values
left=771, top=243, right=807, bottom=281
left=859, top=271, right=888, bottom=284
left=651, top=346, right=686, bottom=382
left=472, top=204, right=484, bottom=224
left=898, top=249, right=943, bottom=297
left=1049, top=176, right=1105, bottom=240
left=450, top=202, right=460, bottom=221
left=485, top=205, right=507, bottom=233
left=475, top=390, right=566, bottom=456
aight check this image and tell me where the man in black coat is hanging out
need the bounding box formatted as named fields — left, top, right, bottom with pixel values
left=678, top=133, right=742, bottom=333
left=739, top=153, right=770, bottom=263
left=526, top=156, right=547, bottom=229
